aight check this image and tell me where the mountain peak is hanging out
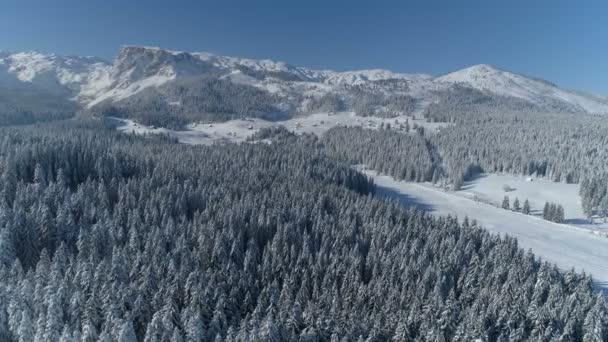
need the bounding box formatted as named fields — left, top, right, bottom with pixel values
left=466, top=63, right=501, bottom=71
left=454, top=64, right=502, bottom=74
left=437, top=64, right=507, bottom=81
left=436, top=63, right=608, bottom=113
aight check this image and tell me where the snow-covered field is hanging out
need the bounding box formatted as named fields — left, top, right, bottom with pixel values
left=113, top=112, right=446, bottom=145
left=362, top=169, right=608, bottom=290
left=456, top=173, right=608, bottom=232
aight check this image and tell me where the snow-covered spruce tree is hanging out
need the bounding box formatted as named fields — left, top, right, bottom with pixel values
left=0, top=120, right=604, bottom=340
left=513, top=197, right=520, bottom=212
left=502, top=196, right=510, bottom=210
left=542, top=202, right=565, bottom=223
left=543, top=202, right=551, bottom=220
left=523, top=199, right=531, bottom=215
left=322, top=126, right=442, bottom=183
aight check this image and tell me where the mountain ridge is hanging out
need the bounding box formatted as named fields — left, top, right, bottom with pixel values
left=1, top=45, right=607, bottom=122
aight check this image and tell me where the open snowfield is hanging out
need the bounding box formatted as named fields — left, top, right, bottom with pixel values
left=361, top=169, right=608, bottom=290
left=115, top=116, right=277, bottom=145
left=456, top=173, right=608, bottom=231
left=114, top=112, right=447, bottom=145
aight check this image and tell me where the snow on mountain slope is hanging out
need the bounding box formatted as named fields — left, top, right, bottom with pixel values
left=437, top=64, right=608, bottom=114
left=92, top=47, right=608, bottom=116
left=86, top=46, right=219, bottom=106
left=0, top=51, right=111, bottom=100
left=323, top=69, right=431, bottom=86
left=86, top=46, right=437, bottom=110
left=195, top=51, right=330, bottom=81
left=87, top=46, right=322, bottom=106
left=2, top=45, right=608, bottom=116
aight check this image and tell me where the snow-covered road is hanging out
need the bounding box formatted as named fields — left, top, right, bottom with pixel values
left=363, top=170, right=608, bottom=290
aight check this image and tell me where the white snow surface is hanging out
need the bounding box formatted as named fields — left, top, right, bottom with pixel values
left=0, top=51, right=111, bottom=100
left=361, top=168, right=608, bottom=289
left=456, top=173, right=606, bottom=228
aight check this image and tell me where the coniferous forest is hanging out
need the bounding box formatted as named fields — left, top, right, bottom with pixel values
left=0, top=119, right=606, bottom=341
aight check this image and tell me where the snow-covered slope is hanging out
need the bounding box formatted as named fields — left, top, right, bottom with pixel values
left=324, top=69, right=432, bottom=86
left=364, top=169, right=608, bottom=289
left=0, top=51, right=111, bottom=101
left=88, top=47, right=608, bottom=115
left=87, top=46, right=431, bottom=107
left=437, top=64, right=608, bottom=114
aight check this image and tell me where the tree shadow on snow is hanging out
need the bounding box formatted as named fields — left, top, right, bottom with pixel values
left=593, top=282, right=608, bottom=295
left=459, top=174, right=489, bottom=191
left=564, top=218, right=592, bottom=225
left=374, top=185, right=437, bottom=213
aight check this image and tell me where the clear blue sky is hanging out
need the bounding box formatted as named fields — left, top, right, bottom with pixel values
left=2, top=0, right=607, bottom=94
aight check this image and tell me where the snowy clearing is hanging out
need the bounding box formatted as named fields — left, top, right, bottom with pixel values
left=456, top=173, right=608, bottom=232
left=361, top=168, right=608, bottom=290
left=113, top=112, right=447, bottom=145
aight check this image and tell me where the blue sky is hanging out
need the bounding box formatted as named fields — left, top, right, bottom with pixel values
left=1, top=0, right=607, bottom=94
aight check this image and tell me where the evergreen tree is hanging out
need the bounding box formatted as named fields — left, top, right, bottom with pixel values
left=582, top=297, right=607, bottom=342
left=18, top=311, right=34, bottom=342
left=59, top=325, right=74, bottom=342
left=542, top=202, right=566, bottom=223
left=117, top=320, right=138, bottom=342
left=502, top=196, right=510, bottom=210
left=522, top=199, right=531, bottom=215
left=513, top=197, right=520, bottom=211
left=81, top=319, right=97, bottom=342
left=185, top=312, right=205, bottom=342
left=0, top=120, right=603, bottom=340
left=556, top=204, right=565, bottom=223
left=44, top=296, right=63, bottom=341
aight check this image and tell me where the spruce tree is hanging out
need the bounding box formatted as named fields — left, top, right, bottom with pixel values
left=118, top=320, right=138, bottom=342
left=543, top=202, right=550, bottom=220
left=523, top=199, right=531, bottom=215
left=18, top=311, right=34, bottom=342
left=556, top=205, right=565, bottom=223
left=0, top=120, right=603, bottom=340
left=513, top=198, right=520, bottom=212
left=502, top=196, right=510, bottom=210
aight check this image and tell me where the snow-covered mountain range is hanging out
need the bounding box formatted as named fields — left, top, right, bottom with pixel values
left=1, top=46, right=607, bottom=120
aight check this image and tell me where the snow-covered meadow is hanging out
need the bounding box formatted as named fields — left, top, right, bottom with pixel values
left=455, top=173, right=608, bottom=231
left=361, top=169, right=608, bottom=290
left=113, top=111, right=446, bottom=145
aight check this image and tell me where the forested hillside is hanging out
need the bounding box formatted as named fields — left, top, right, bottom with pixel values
left=0, top=88, right=78, bottom=127
left=322, top=127, right=442, bottom=183
left=313, top=105, right=608, bottom=200
left=0, top=120, right=606, bottom=341
left=90, top=77, right=284, bottom=129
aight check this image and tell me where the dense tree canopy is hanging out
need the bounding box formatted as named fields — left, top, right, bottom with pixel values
left=0, top=120, right=605, bottom=341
